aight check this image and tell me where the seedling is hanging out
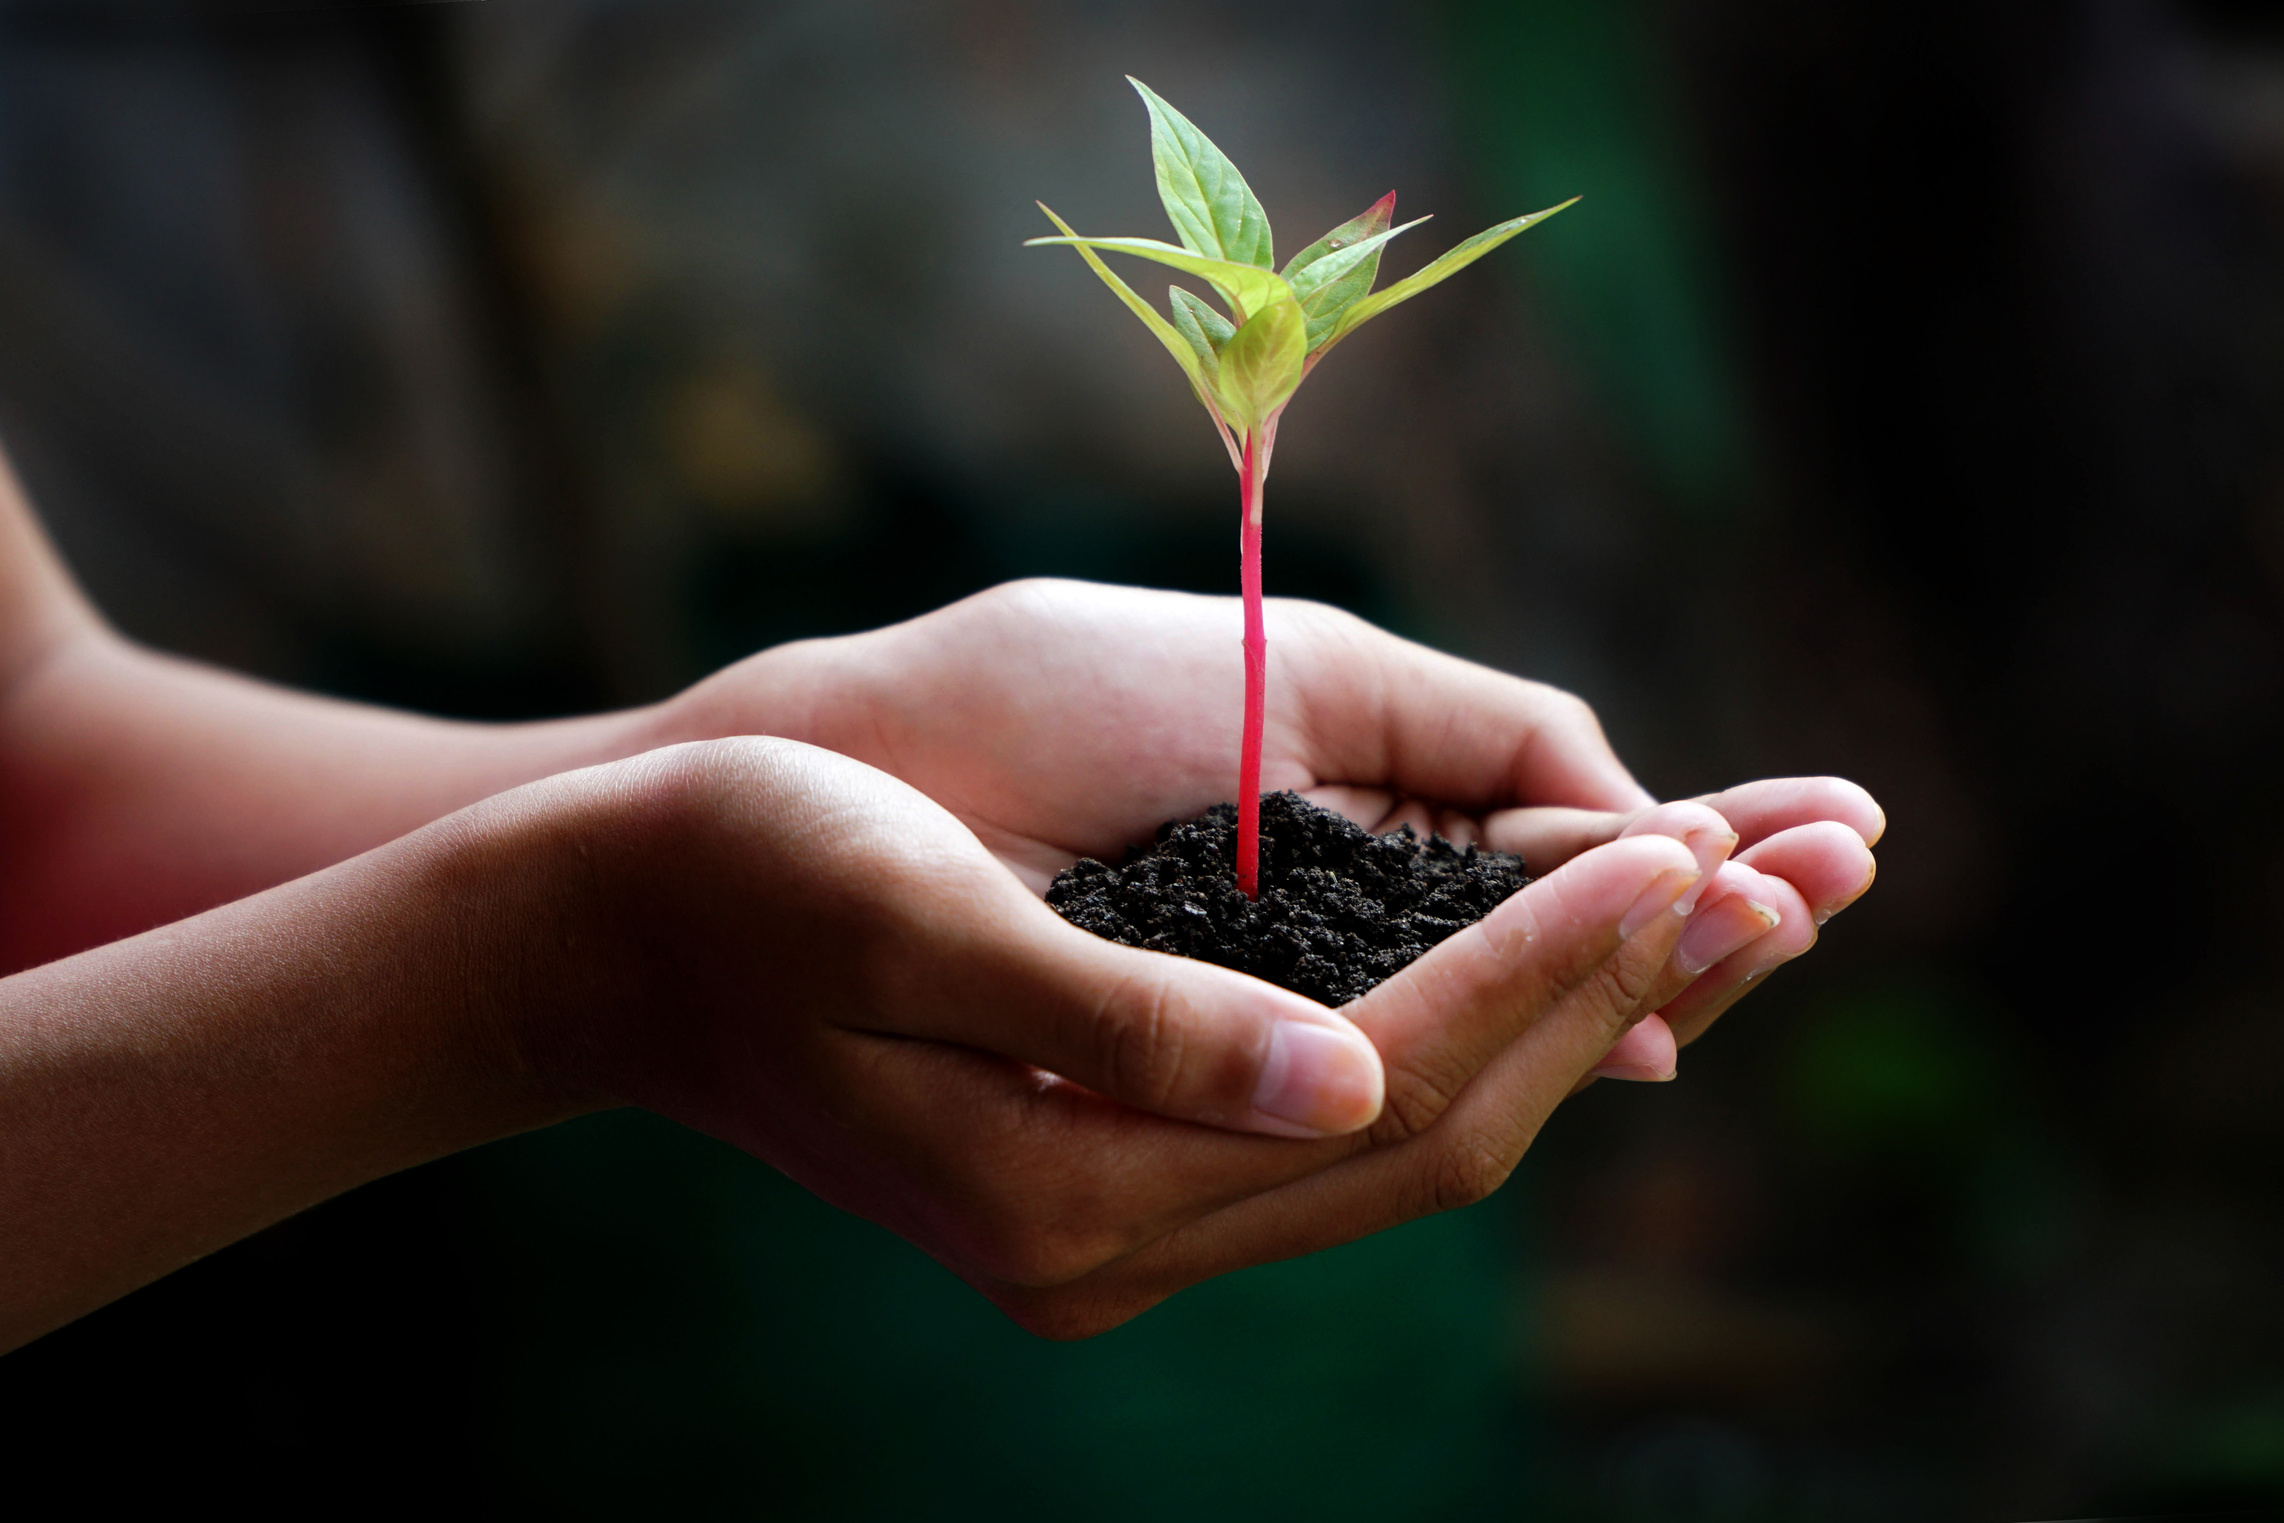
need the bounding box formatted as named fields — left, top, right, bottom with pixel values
left=1030, top=78, right=1574, bottom=899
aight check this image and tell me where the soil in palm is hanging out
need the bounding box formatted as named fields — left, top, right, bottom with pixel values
left=1045, top=790, right=1531, bottom=1007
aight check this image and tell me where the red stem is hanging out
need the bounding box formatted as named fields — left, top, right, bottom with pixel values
left=1237, top=428, right=1266, bottom=900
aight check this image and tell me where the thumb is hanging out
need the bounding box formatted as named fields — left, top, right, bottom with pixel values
left=923, top=896, right=1388, bottom=1140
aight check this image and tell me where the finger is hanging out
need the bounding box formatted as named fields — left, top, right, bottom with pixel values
left=1735, top=820, right=1878, bottom=921
left=1288, top=608, right=1655, bottom=813
left=1298, top=786, right=1484, bottom=849
left=1481, top=797, right=1738, bottom=878
left=1690, top=776, right=1886, bottom=849
left=1617, top=802, right=1739, bottom=911
left=843, top=820, right=1695, bottom=1301
left=1655, top=862, right=1817, bottom=1047
left=1673, top=875, right=1785, bottom=981
left=1577, top=856, right=1786, bottom=1084
left=1431, top=807, right=1480, bottom=848
left=1478, top=804, right=1625, bottom=870
left=1475, top=804, right=1742, bottom=1024
left=995, top=835, right=1699, bottom=1287
left=1588, top=1011, right=1677, bottom=1082
left=1366, top=800, right=1481, bottom=848
left=1298, top=784, right=1397, bottom=832
left=991, top=867, right=1709, bottom=1335
left=954, top=819, right=1861, bottom=1333
left=858, top=838, right=1703, bottom=1296
left=789, top=1034, right=1350, bottom=1295
left=880, top=892, right=1388, bottom=1140
left=935, top=830, right=1698, bottom=1289
left=1343, top=833, right=1699, bottom=1139
left=1656, top=822, right=1878, bottom=1049
left=1373, top=797, right=1438, bottom=839
left=1558, top=860, right=1790, bottom=1058
left=1629, top=858, right=1785, bottom=1002
left=1658, top=947, right=1802, bottom=1053
left=1484, top=777, right=1885, bottom=874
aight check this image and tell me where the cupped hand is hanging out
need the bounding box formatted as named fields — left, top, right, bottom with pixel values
left=659, top=580, right=1883, bottom=1071
left=515, top=736, right=1721, bottom=1337
left=669, top=579, right=1656, bottom=886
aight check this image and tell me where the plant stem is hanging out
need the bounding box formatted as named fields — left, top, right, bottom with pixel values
left=1237, top=427, right=1266, bottom=900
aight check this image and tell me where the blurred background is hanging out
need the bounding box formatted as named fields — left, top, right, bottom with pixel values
left=0, top=0, right=2280, bottom=1517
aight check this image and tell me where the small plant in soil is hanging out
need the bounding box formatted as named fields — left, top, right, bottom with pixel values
left=1049, top=792, right=1532, bottom=1007
left=1030, top=79, right=1573, bottom=1000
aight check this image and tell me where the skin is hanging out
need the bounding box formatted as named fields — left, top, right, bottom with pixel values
left=0, top=457, right=1880, bottom=1350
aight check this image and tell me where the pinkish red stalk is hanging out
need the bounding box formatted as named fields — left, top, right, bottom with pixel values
left=1237, top=428, right=1267, bottom=900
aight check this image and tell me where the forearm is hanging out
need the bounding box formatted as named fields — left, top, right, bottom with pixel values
left=0, top=790, right=598, bottom=1351
left=0, top=408, right=877, bottom=973
left=0, top=626, right=681, bottom=971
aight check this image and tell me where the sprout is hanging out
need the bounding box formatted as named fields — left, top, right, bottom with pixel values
left=1030, top=78, right=1576, bottom=900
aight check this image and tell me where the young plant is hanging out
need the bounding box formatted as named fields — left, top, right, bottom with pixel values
left=1030, top=78, right=1575, bottom=900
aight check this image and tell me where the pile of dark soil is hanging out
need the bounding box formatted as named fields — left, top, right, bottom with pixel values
left=1046, top=790, right=1531, bottom=1006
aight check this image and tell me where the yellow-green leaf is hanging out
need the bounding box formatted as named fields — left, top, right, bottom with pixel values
left=1281, top=191, right=1395, bottom=282
left=1316, top=198, right=1579, bottom=357
left=1289, top=215, right=1432, bottom=348
left=1216, top=293, right=1308, bottom=430
left=1169, top=286, right=1235, bottom=372
left=1022, top=232, right=1293, bottom=325
left=1128, top=77, right=1274, bottom=270
left=1030, top=203, right=1219, bottom=414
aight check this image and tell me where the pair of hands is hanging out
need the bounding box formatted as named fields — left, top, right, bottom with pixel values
left=484, top=580, right=1878, bottom=1337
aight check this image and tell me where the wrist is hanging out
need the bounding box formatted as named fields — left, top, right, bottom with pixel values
left=645, top=631, right=882, bottom=757
left=411, top=774, right=647, bottom=1126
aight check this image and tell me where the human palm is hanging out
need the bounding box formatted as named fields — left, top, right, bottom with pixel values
left=681, top=580, right=1630, bottom=874
left=667, top=578, right=1880, bottom=1056
left=568, top=581, right=1886, bottom=1334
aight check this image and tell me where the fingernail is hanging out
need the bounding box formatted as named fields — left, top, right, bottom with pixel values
left=1619, top=867, right=1701, bottom=939
left=1675, top=829, right=1739, bottom=915
left=1250, top=1021, right=1383, bottom=1137
left=1589, top=1060, right=1678, bottom=1082
left=1674, top=897, right=1782, bottom=977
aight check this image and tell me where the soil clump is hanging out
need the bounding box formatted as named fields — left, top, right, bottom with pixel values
left=1046, top=790, right=1531, bottom=1007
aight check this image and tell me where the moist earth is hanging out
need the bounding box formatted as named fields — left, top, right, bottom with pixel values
left=1045, top=790, right=1532, bottom=1007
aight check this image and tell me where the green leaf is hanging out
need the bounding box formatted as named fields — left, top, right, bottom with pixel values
left=1215, top=293, right=1308, bottom=430
left=1168, top=286, right=1235, bottom=371
left=1021, top=233, right=1292, bottom=325
left=1280, top=191, right=1395, bottom=282
left=1288, top=214, right=1433, bottom=348
left=1030, top=203, right=1218, bottom=411
left=1128, top=77, right=1273, bottom=270
left=1314, top=198, right=1579, bottom=357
